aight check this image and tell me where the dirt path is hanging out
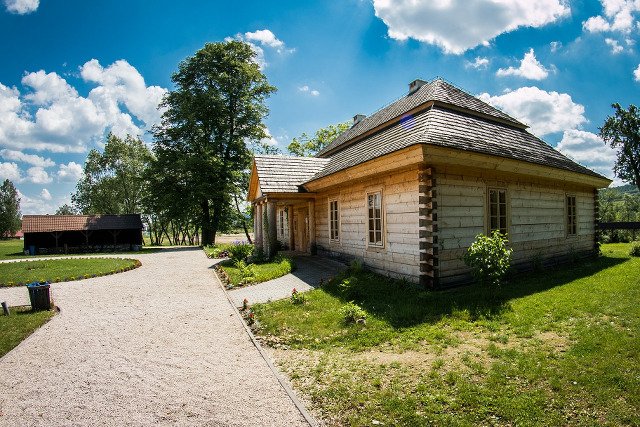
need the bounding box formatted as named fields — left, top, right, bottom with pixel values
left=0, top=247, right=308, bottom=426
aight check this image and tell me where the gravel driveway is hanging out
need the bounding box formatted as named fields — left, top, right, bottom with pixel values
left=0, top=247, right=308, bottom=426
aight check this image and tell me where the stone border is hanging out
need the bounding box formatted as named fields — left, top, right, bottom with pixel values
left=212, top=269, right=319, bottom=427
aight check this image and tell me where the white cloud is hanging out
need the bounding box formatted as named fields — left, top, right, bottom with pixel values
left=298, top=85, right=320, bottom=96
left=550, top=41, right=562, bottom=52
left=583, top=0, right=640, bottom=33
left=244, top=29, right=285, bottom=51
left=634, top=64, right=640, bottom=81
left=557, top=129, right=617, bottom=179
left=4, top=0, right=38, bottom=14
left=0, top=149, right=54, bottom=167
left=0, top=162, right=22, bottom=182
left=465, top=57, right=490, bottom=69
left=40, top=188, right=51, bottom=201
left=57, top=161, right=83, bottom=182
left=0, top=59, right=166, bottom=153
left=26, top=166, right=51, bottom=184
left=496, top=49, right=550, bottom=80
left=372, top=0, right=570, bottom=54
left=17, top=189, right=55, bottom=215
left=478, top=86, right=586, bottom=136
left=605, top=38, right=624, bottom=53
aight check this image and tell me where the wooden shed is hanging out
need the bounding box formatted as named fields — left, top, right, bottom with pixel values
left=248, top=78, right=612, bottom=288
left=22, top=214, right=143, bottom=254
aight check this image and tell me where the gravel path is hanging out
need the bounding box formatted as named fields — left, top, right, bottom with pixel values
left=0, top=247, right=308, bottom=426
left=228, top=255, right=347, bottom=307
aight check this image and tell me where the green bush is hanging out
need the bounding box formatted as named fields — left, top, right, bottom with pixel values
left=290, top=288, right=307, bottom=305
left=630, top=242, right=640, bottom=257
left=340, top=302, right=367, bottom=324
left=228, top=243, right=254, bottom=262
left=463, top=231, right=513, bottom=288
left=234, top=260, right=257, bottom=284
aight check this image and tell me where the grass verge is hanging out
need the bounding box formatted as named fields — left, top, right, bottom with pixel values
left=0, top=258, right=141, bottom=287
left=217, top=256, right=294, bottom=288
left=0, top=239, right=157, bottom=260
left=0, top=306, right=55, bottom=358
left=252, top=243, right=640, bottom=426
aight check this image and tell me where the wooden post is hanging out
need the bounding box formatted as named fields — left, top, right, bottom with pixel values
left=266, top=201, right=277, bottom=258
left=288, top=204, right=295, bottom=251
left=418, top=165, right=438, bottom=289
left=1, top=301, right=9, bottom=316
left=255, top=203, right=264, bottom=253
left=308, top=200, right=316, bottom=254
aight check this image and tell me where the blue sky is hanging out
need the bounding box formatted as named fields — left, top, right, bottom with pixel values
left=1, top=0, right=638, bottom=213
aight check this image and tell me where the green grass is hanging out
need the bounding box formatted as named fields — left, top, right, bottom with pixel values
left=0, top=258, right=140, bottom=286
left=0, top=306, right=55, bottom=357
left=253, top=243, right=640, bottom=426
left=220, top=256, right=294, bottom=287
left=0, top=239, right=157, bottom=260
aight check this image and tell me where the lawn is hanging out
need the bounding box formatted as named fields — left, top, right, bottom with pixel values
left=252, top=243, right=640, bottom=426
left=0, top=306, right=55, bottom=358
left=218, top=255, right=294, bottom=287
left=0, top=239, right=157, bottom=260
left=0, top=258, right=140, bottom=286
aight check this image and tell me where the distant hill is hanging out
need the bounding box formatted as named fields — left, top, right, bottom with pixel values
left=611, top=184, right=639, bottom=195
left=600, top=184, right=639, bottom=202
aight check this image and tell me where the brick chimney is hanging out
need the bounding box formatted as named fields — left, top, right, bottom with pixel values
left=408, top=79, right=428, bottom=95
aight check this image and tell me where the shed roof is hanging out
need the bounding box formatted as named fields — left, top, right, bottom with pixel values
left=253, top=155, right=330, bottom=194
left=22, top=214, right=143, bottom=233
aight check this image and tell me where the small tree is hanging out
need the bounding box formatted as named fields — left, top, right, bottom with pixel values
left=55, top=204, right=77, bottom=215
left=0, top=179, right=21, bottom=238
left=287, top=121, right=350, bottom=157
left=600, top=103, right=640, bottom=189
left=463, top=231, right=513, bottom=288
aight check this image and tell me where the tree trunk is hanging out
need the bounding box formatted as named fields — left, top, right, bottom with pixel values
left=234, top=193, right=252, bottom=244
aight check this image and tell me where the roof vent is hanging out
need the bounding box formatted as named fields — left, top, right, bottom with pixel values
left=408, top=79, right=428, bottom=95
left=353, top=114, right=366, bottom=125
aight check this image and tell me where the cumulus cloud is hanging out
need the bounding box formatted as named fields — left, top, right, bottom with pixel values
left=0, top=59, right=166, bottom=153
left=634, top=64, right=640, bottom=81
left=4, top=0, right=38, bottom=14
left=478, top=86, right=586, bottom=136
left=0, top=162, right=22, bottom=182
left=26, top=166, right=51, bottom=184
left=298, top=85, right=320, bottom=96
left=372, top=0, right=570, bottom=54
left=17, top=189, right=56, bottom=215
left=496, top=49, right=550, bottom=80
left=605, top=38, right=624, bottom=53
left=583, top=0, right=640, bottom=33
left=232, top=29, right=293, bottom=68
left=465, top=57, right=490, bottom=69
left=556, top=130, right=617, bottom=178
left=0, top=149, right=54, bottom=167
left=57, top=161, right=83, bottom=182
left=40, top=188, right=51, bottom=201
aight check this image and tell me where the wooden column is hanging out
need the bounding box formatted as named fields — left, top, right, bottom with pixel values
left=288, top=205, right=295, bottom=250
left=307, top=200, right=316, bottom=253
left=255, top=203, right=263, bottom=252
left=266, top=201, right=277, bottom=258
left=418, top=166, right=439, bottom=288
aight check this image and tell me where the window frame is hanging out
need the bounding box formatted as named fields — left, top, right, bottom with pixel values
left=566, top=194, right=577, bottom=237
left=279, top=208, right=285, bottom=238
left=487, top=187, right=509, bottom=236
left=366, top=190, right=385, bottom=248
left=328, top=198, right=340, bottom=243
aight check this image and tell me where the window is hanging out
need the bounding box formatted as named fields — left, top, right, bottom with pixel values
left=488, top=188, right=508, bottom=235
left=329, top=199, right=339, bottom=241
left=279, top=209, right=285, bottom=237
left=566, top=195, right=577, bottom=236
left=367, top=191, right=383, bottom=246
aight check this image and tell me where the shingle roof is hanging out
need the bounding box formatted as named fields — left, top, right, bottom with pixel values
left=254, top=155, right=331, bottom=193
left=308, top=105, right=607, bottom=181
left=22, top=214, right=143, bottom=233
left=316, top=79, right=525, bottom=157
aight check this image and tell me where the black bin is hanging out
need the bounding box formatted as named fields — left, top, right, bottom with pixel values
left=26, top=282, right=51, bottom=311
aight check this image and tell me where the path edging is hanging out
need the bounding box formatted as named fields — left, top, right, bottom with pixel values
left=212, top=267, right=319, bottom=427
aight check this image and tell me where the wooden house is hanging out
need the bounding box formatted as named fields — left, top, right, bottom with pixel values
left=247, top=79, right=611, bottom=288
left=22, top=214, right=143, bottom=254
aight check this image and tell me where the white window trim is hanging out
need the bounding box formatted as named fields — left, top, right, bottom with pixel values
left=328, top=198, right=340, bottom=243
left=366, top=190, right=385, bottom=248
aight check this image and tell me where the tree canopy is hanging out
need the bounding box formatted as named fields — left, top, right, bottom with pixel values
left=600, top=103, right=640, bottom=188
left=287, top=121, right=350, bottom=157
left=55, top=204, right=77, bottom=215
left=152, top=40, right=276, bottom=245
left=72, top=133, right=153, bottom=214
left=0, top=179, right=21, bottom=238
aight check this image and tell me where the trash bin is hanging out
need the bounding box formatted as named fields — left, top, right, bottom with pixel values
left=26, top=282, right=51, bottom=311
left=29, top=245, right=36, bottom=255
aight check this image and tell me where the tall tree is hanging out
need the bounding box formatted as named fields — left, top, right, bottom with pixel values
left=153, top=40, right=276, bottom=245
left=72, top=133, right=153, bottom=214
left=287, top=121, right=350, bottom=157
left=600, top=103, right=640, bottom=188
left=0, top=179, right=21, bottom=238
left=55, top=204, right=77, bottom=215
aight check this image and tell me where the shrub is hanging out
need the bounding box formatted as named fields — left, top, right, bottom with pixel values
left=234, top=260, right=256, bottom=284
left=228, top=243, right=254, bottom=262
left=630, top=242, right=640, bottom=257
left=290, top=288, right=307, bottom=305
left=340, top=302, right=367, bottom=324
left=463, top=231, right=513, bottom=288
